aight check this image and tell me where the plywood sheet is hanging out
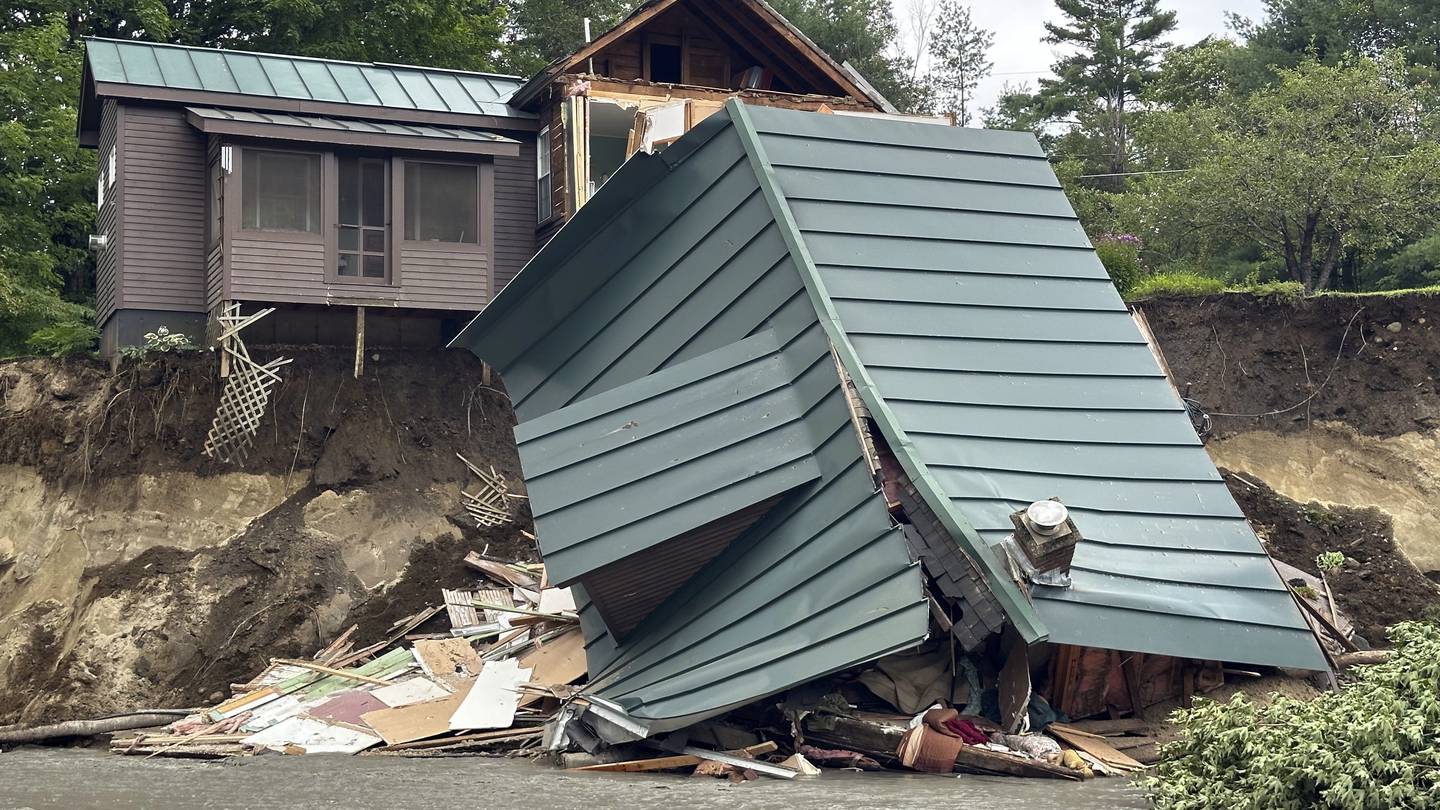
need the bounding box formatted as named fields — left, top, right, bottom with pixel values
left=517, top=629, right=587, bottom=708
left=360, top=692, right=466, bottom=746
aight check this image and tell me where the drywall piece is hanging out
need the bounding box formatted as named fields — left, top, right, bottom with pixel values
left=242, top=716, right=382, bottom=754
left=449, top=659, right=532, bottom=731
left=238, top=695, right=303, bottom=733
left=537, top=586, right=576, bottom=615
left=373, top=676, right=451, bottom=708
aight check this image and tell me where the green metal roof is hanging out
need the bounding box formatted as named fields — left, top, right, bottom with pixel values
left=84, top=38, right=526, bottom=118
left=514, top=328, right=823, bottom=587
left=453, top=99, right=1325, bottom=736
left=185, top=106, right=520, bottom=144
left=733, top=102, right=1326, bottom=670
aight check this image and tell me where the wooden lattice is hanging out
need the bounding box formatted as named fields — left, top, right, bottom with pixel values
left=458, top=452, right=522, bottom=528
left=203, top=304, right=292, bottom=464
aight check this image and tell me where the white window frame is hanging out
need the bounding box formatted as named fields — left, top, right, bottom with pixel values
left=536, top=125, right=552, bottom=223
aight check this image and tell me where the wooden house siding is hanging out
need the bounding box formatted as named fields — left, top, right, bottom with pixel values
left=493, top=134, right=538, bottom=292
left=95, top=100, right=122, bottom=324
left=118, top=104, right=208, bottom=313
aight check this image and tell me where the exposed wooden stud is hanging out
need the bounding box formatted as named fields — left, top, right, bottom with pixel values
left=354, top=305, right=365, bottom=379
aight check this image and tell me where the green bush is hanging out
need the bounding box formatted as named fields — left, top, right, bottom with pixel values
left=1373, top=233, right=1440, bottom=290
left=1235, top=279, right=1305, bottom=301
left=24, top=320, right=98, bottom=357
left=1126, top=270, right=1226, bottom=299
left=1142, top=621, right=1440, bottom=809
left=1094, top=234, right=1145, bottom=294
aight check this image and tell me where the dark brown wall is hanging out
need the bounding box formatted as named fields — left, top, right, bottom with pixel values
left=120, top=104, right=209, bottom=314
left=493, top=132, right=539, bottom=293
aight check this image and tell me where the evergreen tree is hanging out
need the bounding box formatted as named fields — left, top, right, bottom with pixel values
left=769, top=0, right=928, bottom=112
left=926, top=0, right=993, bottom=125
left=1039, top=0, right=1177, bottom=177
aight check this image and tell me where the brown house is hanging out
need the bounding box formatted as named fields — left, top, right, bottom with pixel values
left=77, top=0, right=897, bottom=356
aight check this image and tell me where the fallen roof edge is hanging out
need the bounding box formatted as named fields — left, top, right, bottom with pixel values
left=724, top=98, right=1048, bottom=645
left=449, top=108, right=738, bottom=352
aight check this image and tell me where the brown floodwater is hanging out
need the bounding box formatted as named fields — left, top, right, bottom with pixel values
left=0, top=747, right=1148, bottom=809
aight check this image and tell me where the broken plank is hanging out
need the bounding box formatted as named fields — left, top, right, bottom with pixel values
left=517, top=628, right=586, bottom=708
left=1048, top=724, right=1145, bottom=770
left=570, top=742, right=779, bottom=773
left=376, top=726, right=543, bottom=752
left=1068, top=718, right=1152, bottom=736
left=270, top=658, right=394, bottom=687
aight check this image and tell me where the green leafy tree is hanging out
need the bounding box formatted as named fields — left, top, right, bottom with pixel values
left=0, top=17, right=96, bottom=356
left=245, top=0, right=508, bottom=72
left=925, top=0, right=992, bottom=125
left=1141, top=53, right=1440, bottom=292
left=1039, top=0, right=1178, bottom=178
left=769, top=0, right=928, bottom=112
left=503, top=0, right=632, bottom=77
left=1234, top=0, right=1440, bottom=82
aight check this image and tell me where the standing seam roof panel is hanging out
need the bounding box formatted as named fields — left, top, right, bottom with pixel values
left=738, top=101, right=1326, bottom=671
left=84, top=39, right=528, bottom=118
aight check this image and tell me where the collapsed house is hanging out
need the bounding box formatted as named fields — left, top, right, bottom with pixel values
left=453, top=101, right=1328, bottom=745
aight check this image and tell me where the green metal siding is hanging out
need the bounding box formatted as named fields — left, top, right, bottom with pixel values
left=515, top=329, right=826, bottom=585
left=84, top=38, right=525, bottom=118
left=454, top=110, right=928, bottom=733
left=741, top=103, right=1325, bottom=670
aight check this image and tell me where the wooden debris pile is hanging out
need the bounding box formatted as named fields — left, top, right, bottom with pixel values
left=110, top=552, right=585, bottom=760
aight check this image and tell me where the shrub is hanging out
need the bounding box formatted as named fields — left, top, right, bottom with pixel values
left=1126, top=270, right=1226, bottom=300
left=24, top=320, right=99, bottom=357
left=1094, top=234, right=1145, bottom=294
left=117, top=326, right=198, bottom=361
left=1141, top=621, right=1440, bottom=809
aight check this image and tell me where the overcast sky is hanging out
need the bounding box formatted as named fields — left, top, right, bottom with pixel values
left=895, top=0, right=1272, bottom=113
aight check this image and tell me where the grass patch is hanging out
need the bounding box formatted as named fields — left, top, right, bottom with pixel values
left=1126, top=271, right=1226, bottom=300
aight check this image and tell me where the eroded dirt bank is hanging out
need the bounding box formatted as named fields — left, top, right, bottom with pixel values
left=1141, top=293, right=1440, bottom=636
left=0, top=347, right=528, bottom=725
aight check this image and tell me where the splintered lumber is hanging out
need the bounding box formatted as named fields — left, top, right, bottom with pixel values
left=1335, top=650, right=1391, bottom=668
left=572, top=742, right=780, bottom=774
left=375, top=726, right=543, bottom=752
left=1048, top=723, right=1145, bottom=771
left=271, top=658, right=394, bottom=687
left=954, top=743, right=1082, bottom=781
left=1068, top=718, right=1152, bottom=736
left=517, top=628, right=586, bottom=708
left=464, top=552, right=539, bottom=590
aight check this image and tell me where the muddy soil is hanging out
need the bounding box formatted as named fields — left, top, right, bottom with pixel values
left=1222, top=470, right=1440, bottom=646
left=0, top=347, right=531, bottom=725
left=1140, top=293, right=1440, bottom=438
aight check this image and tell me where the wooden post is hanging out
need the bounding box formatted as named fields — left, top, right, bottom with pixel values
left=354, top=306, right=366, bottom=379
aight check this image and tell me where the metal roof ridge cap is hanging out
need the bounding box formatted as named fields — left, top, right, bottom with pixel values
left=725, top=98, right=1048, bottom=644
